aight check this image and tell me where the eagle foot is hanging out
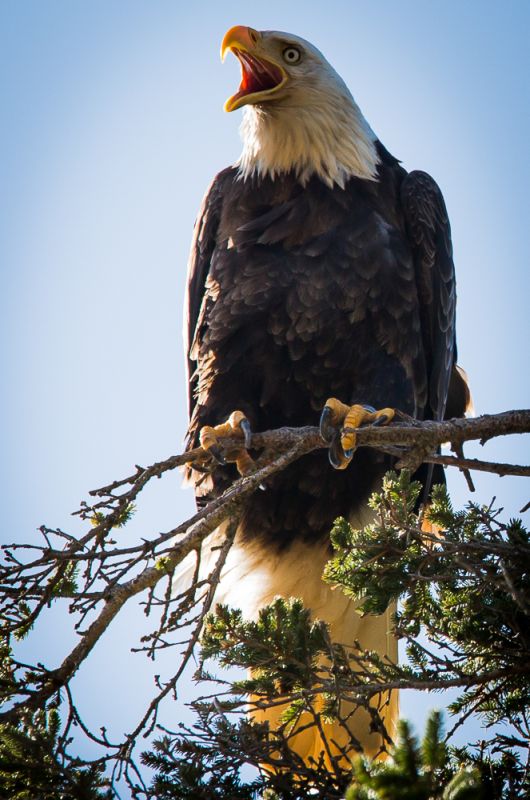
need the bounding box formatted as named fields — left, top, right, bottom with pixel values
left=198, top=410, right=254, bottom=476
left=320, top=399, right=395, bottom=470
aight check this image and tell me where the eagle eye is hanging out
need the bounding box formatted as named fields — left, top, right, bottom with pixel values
left=282, top=46, right=302, bottom=65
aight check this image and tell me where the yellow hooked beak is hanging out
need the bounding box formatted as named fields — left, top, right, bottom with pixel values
left=220, top=25, right=288, bottom=112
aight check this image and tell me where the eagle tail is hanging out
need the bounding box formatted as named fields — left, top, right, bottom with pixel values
left=175, top=519, right=399, bottom=765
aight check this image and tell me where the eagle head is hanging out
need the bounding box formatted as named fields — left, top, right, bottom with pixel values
left=220, top=25, right=380, bottom=187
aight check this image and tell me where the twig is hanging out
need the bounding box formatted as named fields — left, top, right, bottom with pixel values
left=424, top=452, right=530, bottom=478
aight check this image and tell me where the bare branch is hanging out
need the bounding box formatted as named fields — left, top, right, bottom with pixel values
left=0, top=437, right=310, bottom=722
left=423, top=452, right=530, bottom=478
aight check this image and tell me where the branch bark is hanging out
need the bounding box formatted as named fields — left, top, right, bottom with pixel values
left=85, top=409, right=530, bottom=512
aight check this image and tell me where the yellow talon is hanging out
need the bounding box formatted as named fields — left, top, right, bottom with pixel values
left=198, top=410, right=255, bottom=475
left=320, top=399, right=395, bottom=470
left=341, top=405, right=395, bottom=452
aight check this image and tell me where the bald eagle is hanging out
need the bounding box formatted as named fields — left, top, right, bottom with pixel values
left=184, top=26, right=470, bottom=763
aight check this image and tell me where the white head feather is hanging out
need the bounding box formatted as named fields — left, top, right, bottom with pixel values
left=235, top=31, right=380, bottom=188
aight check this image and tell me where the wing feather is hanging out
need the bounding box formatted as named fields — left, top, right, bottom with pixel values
left=185, top=170, right=232, bottom=418
left=401, top=170, right=457, bottom=421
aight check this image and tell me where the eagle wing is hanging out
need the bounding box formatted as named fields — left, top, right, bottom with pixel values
left=401, top=170, right=457, bottom=421
left=184, top=171, right=229, bottom=423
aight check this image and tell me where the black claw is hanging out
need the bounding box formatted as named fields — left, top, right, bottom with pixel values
left=209, top=446, right=226, bottom=465
left=328, top=434, right=345, bottom=469
left=371, top=414, right=388, bottom=427
left=240, top=418, right=252, bottom=449
left=320, top=406, right=336, bottom=443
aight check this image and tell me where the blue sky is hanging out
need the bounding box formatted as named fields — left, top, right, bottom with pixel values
left=1, top=0, right=529, bottom=785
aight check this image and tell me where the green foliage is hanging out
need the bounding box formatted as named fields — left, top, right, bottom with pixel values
left=202, top=597, right=329, bottom=694
left=346, top=711, right=530, bottom=800
left=0, top=638, right=17, bottom=703
left=142, top=725, right=265, bottom=799
left=50, top=560, right=79, bottom=598
left=346, top=711, right=483, bottom=800
left=325, top=472, right=530, bottom=726
left=346, top=709, right=530, bottom=800
left=11, top=600, right=34, bottom=641
left=90, top=502, right=136, bottom=529
left=449, top=745, right=530, bottom=800
left=325, top=471, right=424, bottom=615
left=143, top=712, right=345, bottom=799
left=0, top=705, right=112, bottom=800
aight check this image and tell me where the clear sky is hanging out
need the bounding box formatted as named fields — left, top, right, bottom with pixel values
left=1, top=0, right=529, bottom=788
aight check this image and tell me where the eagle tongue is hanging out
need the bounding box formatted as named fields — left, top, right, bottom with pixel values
left=236, top=49, right=283, bottom=95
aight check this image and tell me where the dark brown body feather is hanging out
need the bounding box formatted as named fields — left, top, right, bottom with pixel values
left=185, top=144, right=466, bottom=548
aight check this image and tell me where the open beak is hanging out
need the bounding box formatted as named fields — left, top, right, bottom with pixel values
left=221, top=25, right=287, bottom=112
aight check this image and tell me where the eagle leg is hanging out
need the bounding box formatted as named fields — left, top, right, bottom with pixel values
left=320, top=399, right=395, bottom=470
left=198, top=410, right=255, bottom=475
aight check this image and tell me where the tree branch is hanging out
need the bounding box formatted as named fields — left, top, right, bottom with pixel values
left=84, top=409, right=530, bottom=514
left=0, top=438, right=311, bottom=722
